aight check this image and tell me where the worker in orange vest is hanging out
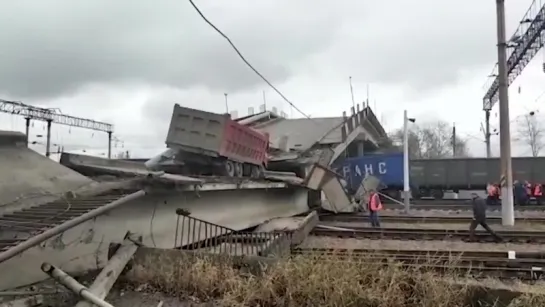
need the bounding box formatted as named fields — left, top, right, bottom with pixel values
left=368, top=188, right=383, bottom=228
left=534, top=183, right=543, bottom=206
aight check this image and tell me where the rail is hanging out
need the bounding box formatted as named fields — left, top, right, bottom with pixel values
left=318, top=214, right=545, bottom=224
left=292, top=248, right=545, bottom=259
left=311, top=227, right=545, bottom=243
left=174, top=210, right=292, bottom=257
left=382, top=202, right=545, bottom=211
left=292, top=248, right=545, bottom=280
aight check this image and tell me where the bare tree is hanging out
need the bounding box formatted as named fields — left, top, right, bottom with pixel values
left=516, top=114, right=545, bottom=157
left=389, top=120, right=470, bottom=159
left=115, top=150, right=131, bottom=159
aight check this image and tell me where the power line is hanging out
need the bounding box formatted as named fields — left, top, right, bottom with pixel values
left=482, top=0, right=545, bottom=110
left=0, top=98, right=115, bottom=158
left=0, top=99, right=112, bottom=132
left=187, top=0, right=314, bottom=122
left=459, top=131, right=486, bottom=143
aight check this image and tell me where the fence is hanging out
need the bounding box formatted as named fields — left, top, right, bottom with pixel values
left=174, top=209, right=292, bottom=257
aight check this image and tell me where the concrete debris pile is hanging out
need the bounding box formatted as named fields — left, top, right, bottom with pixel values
left=0, top=211, right=319, bottom=306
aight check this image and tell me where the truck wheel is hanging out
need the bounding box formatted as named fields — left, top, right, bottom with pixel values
left=224, top=160, right=235, bottom=177
left=234, top=162, right=243, bottom=177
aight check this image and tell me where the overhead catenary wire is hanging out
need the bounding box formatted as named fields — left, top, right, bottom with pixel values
left=187, top=0, right=316, bottom=123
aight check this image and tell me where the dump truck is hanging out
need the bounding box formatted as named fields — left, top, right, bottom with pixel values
left=146, top=104, right=270, bottom=178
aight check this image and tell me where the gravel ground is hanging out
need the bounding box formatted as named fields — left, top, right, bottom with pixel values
left=299, top=236, right=545, bottom=252
left=319, top=221, right=545, bottom=231
left=448, top=277, right=545, bottom=294
left=106, top=288, right=215, bottom=307
left=2, top=282, right=216, bottom=306
left=3, top=249, right=541, bottom=306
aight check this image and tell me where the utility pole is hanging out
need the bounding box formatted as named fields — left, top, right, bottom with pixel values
left=485, top=110, right=492, bottom=157
left=366, top=84, right=370, bottom=108
left=224, top=93, right=229, bottom=114
left=349, top=76, right=355, bottom=109
left=452, top=123, right=456, bottom=157
left=496, top=0, right=515, bottom=226
left=402, top=110, right=411, bottom=214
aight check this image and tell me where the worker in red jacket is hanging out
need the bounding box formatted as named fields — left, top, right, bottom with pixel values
left=493, top=183, right=501, bottom=203
left=368, top=189, right=383, bottom=228
left=486, top=183, right=499, bottom=206
left=525, top=181, right=532, bottom=199
left=534, top=183, right=543, bottom=206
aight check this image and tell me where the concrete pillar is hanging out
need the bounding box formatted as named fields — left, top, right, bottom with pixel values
left=45, top=120, right=52, bottom=157
left=357, top=141, right=364, bottom=156
left=107, top=131, right=112, bottom=159
left=24, top=117, right=31, bottom=146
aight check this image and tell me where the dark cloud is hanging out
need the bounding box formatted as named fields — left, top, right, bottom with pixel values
left=0, top=0, right=537, bottom=158
left=1, top=0, right=531, bottom=103
left=307, top=1, right=532, bottom=92
left=0, top=0, right=345, bottom=99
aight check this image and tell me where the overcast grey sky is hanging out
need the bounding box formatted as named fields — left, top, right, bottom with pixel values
left=0, top=0, right=543, bottom=158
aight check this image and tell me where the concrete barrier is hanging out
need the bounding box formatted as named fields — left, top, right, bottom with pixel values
left=290, top=211, right=318, bottom=245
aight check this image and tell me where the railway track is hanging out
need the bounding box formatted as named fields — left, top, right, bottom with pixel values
left=291, top=248, right=545, bottom=280
left=310, top=226, right=545, bottom=243
left=383, top=202, right=545, bottom=211
left=318, top=214, right=545, bottom=224
left=384, top=198, right=471, bottom=203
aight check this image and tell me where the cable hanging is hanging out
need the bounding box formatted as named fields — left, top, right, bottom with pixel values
left=187, top=0, right=317, bottom=123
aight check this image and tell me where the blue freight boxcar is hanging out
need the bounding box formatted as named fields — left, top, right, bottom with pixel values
left=332, top=153, right=405, bottom=194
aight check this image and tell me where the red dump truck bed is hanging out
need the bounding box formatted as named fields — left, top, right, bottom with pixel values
left=165, top=104, right=269, bottom=166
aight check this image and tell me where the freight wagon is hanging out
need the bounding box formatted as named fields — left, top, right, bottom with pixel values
left=332, top=153, right=416, bottom=199
left=146, top=104, right=269, bottom=178
left=334, top=153, right=545, bottom=199
left=412, top=157, right=545, bottom=199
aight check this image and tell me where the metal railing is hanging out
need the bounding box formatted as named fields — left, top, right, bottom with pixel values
left=174, top=209, right=292, bottom=257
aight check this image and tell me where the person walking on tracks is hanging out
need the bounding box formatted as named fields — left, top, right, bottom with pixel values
left=368, top=188, right=383, bottom=228
left=469, top=193, right=503, bottom=243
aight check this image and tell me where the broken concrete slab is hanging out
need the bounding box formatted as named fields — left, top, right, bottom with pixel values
left=304, top=163, right=353, bottom=213
left=254, top=211, right=318, bottom=246
left=0, top=132, right=95, bottom=213
left=0, top=295, right=43, bottom=307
